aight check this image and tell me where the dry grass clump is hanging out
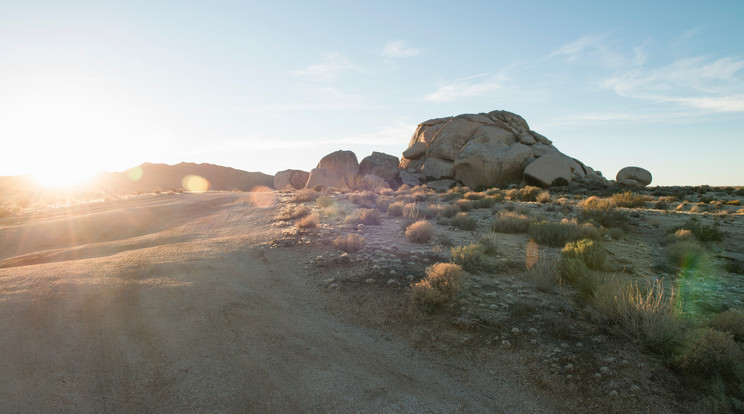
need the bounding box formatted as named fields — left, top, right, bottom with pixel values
left=591, top=278, right=683, bottom=354
left=673, top=217, right=725, bottom=242
left=479, top=234, right=500, bottom=255
left=440, top=204, right=459, bottom=218
left=387, top=201, right=405, bottom=217
left=291, top=189, right=321, bottom=203
left=373, top=195, right=393, bottom=212
left=451, top=243, right=483, bottom=272
left=464, top=191, right=485, bottom=200
left=297, top=213, right=319, bottom=228
left=451, top=212, right=478, bottom=230
left=350, top=190, right=377, bottom=208
left=411, top=263, right=465, bottom=311
left=441, top=187, right=464, bottom=202
left=516, top=186, right=542, bottom=202
left=525, top=258, right=559, bottom=292
left=536, top=190, right=551, bottom=204
left=528, top=219, right=599, bottom=247
left=662, top=228, right=695, bottom=245
left=579, top=196, right=629, bottom=229
left=346, top=208, right=381, bottom=225
left=580, top=195, right=616, bottom=210
left=665, top=240, right=709, bottom=271
left=711, top=309, right=744, bottom=342
left=561, top=238, right=606, bottom=270
left=405, top=220, right=435, bottom=243
left=334, top=233, right=365, bottom=252
left=472, top=195, right=500, bottom=209
left=492, top=210, right=534, bottom=234
left=276, top=205, right=312, bottom=221
left=455, top=199, right=473, bottom=211
left=611, top=190, right=651, bottom=208
left=403, top=203, right=428, bottom=221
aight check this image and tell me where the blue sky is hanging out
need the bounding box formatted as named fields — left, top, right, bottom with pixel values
left=1, top=0, right=743, bottom=186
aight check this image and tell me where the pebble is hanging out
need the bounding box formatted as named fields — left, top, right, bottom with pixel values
left=609, top=390, right=619, bottom=398
left=365, top=278, right=375, bottom=284
left=501, top=340, right=512, bottom=347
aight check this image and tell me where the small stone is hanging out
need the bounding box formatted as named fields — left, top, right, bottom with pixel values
left=530, top=339, right=537, bottom=345
left=609, top=390, right=619, bottom=398
left=600, top=366, right=610, bottom=374
left=629, top=385, right=640, bottom=393
left=328, top=283, right=339, bottom=289
left=501, top=340, right=511, bottom=347
left=365, top=278, right=375, bottom=284
left=528, top=328, right=538, bottom=334
left=511, top=327, right=521, bottom=335
left=564, top=364, right=574, bottom=371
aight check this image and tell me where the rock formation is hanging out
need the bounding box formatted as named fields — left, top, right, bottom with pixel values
left=306, top=150, right=360, bottom=188
left=274, top=169, right=310, bottom=190
left=616, top=166, right=652, bottom=188
left=399, top=110, right=607, bottom=189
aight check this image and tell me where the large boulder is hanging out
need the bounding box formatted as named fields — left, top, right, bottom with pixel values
left=305, top=168, right=339, bottom=189
left=317, top=150, right=359, bottom=186
left=399, top=170, right=421, bottom=187
left=274, top=169, right=309, bottom=190
left=617, top=166, right=652, bottom=188
left=523, top=155, right=582, bottom=187
left=454, top=141, right=532, bottom=189
left=361, top=174, right=389, bottom=189
left=359, top=152, right=399, bottom=181
left=400, top=109, right=608, bottom=188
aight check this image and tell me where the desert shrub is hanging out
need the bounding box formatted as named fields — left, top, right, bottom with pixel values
left=726, top=199, right=741, bottom=206
left=387, top=201, right=405, bottom=217
left=441, top=188, right=464, bottom=202
left=440, top=204, right=459, bottom=218
left=479, top=234, right=500, bottom=255
left=464, top=191, right=485, bottom=200
left=316, top=196, right=334, bottom=208
left=455, top=199, right=473, bottom=211
left=472, top=195, right=499, bottom=209
left=504, top=188, right=518, bottom=200
left=297, top=213, right=319, bottom=228
left=662, top=228, right=696, bottom=245
left=396, top=184, right=411, bottom=194
left=350, top=208, right=381, bottom=225
left=711, top=309, right=744, bottom=343
left=608, top=227, right=624, bottom=240
left=654, top=200, right=669, bottom=210
left=492, top=211, right=533, bottom=234
left=451, top=243, right=483, bottom=272
left=528, top=220, right=599, bottom=247
left=516, top=186, right=542, bottom=202
left=675, top=328, right=744, bottom=380
left=334, top=233, right=365, bottom=252
left=405, top=220, right=435, bottom=243
left=556, top=257, right=590, bottom=286
left=411, top=263, right=465, bottom=310
left=673, top=217, right=724, bottom=242
left=350, top=190, right=377, bottom=207
left=611, top=190, right=650, bottom=208
left=379, top=188, right=395, bottom=197
left=536, top=190, right=551, bottom=204
left=592, top=278, right=683, bottom=354
left=561, top=239, right=606, bottom=270
left=451, top=212, right=478, bottom=230
left=403, top=203, right=428, bottom=221
left=374, top=195, right=392, bottom=212
left=665, top=240, right=708, bottom=271
left=291, top=189, right=320, bottom=203
left=276, top=205, right=312, bottom=221
left=581, top=206, right=629, bottom=229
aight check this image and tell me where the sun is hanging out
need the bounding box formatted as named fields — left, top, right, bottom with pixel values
left=31, top=163, right=98, bottom=190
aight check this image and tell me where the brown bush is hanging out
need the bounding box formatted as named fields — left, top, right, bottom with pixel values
left=334, top=233, right=365, bottom=252
left=297, top=213, right=319, bottom=228
left=405, top=220, right=435, bottom=243
left=411, top=263, right=465, bottom=310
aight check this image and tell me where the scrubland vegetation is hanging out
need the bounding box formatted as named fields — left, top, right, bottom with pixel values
left=273, top=182, right=744, bottom=412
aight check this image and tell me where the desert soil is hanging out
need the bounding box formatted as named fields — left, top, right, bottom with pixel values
left=0, top=192, right=559, bottom=413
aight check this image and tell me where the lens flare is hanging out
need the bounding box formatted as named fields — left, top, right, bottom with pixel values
left=128, top=166, right=143, bottom=181
left=525, top=239, right=539, bottom=270
left=249, top=186, right=275, bottom=208
left=182, top=175, right=209, bottom=193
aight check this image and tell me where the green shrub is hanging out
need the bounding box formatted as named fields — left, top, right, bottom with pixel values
left=556, top=257, right=589, bottom=286
left=411, top=263, right=465, bottom=310
left=711, top=309, right=744, bottom=343
left=405, top=220, right=435, bottom=243
left=492, top=211, right=533, bottom=234
left=334, top=233, right=365, bottom=252
left=316, top=196, right=334, bottom=208
left=674, top=217, right=725, bottom=242
left=675, top=328, right=744, bottom=380
left=561, top=239, right=606, bottom=270
left=528, top=220, right=599, bottom=247
left=611, top=190, right=650, bottom=208
left=451, top=243, right=483, bottom=272
left=387, top=201, right=405, bottom=217
left=455, top=199, right=473, bottom=211
left=451, top=212, right=478, bottom=230
left=440, top=204, right=459, bottom=218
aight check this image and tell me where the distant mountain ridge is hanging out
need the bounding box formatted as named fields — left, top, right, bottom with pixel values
left=98, top=162, right=274, bottom=193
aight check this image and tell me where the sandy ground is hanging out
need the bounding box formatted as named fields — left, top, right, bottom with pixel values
left=0, top=192, right=556, bottom=413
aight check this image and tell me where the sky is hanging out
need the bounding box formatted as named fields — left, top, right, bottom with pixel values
left=1, top=0, right=743, bottom=186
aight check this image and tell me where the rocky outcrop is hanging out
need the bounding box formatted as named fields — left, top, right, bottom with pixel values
left=359, top=152, right=399, bottom=181
left=274, top=169, right=309, bottom=190
left=617, top=167, right=652, bottom=188
left=399, top=170, right=421, bottom=187
left=317, top=150, right=359, bottom=186
left=400, top=110, right=607, bottom=189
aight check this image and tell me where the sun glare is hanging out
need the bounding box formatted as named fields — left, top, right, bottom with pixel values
left=31, top=164, right=98, bottom=190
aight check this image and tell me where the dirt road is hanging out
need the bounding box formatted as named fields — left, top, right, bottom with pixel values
left=0, top=192, right=553, bottom=412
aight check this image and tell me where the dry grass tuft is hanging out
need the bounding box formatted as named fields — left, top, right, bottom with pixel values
left=405, top=220, right=435, bottom=243
left=451, top=212, right=478, bottom=230
left=291, top=189, right=321, bottom=203
left=492, top=210, right=534, bottom=234
left=334, top=233, right=365, bottom=252
left=297, top=213, right=319, bottom=228
left=411, top=263, right=465, bottom=310
left=276, top=205, right=312, bottom=221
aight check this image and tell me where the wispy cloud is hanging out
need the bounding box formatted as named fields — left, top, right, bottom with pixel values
left=382, top=41, right=425, bottom=58
left=549, top=34, right=641, bottom=68
left=424, top=72, right=505, bottom=102
left=603, top=56, right=744, bottom=112
left=292, top=52, right=367, bottom=81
